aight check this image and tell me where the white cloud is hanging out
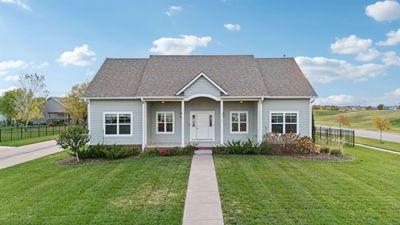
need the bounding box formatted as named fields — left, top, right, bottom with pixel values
left=165, top=6, right=182, bottom=16
left=58, top=44, right=96, bottom=66
left=37, top=61, right=49, bottom=69
left=386, top=88, right=400, bottom=97
left=315, top=95, right=355, bottom=105
left=149, top=35, right=212, bottom=55
left=365, top=0, right=400, bottom=22
left=0, top=86, right=17, bottom=96
left=0, top=0, right=30, bottom=10
left=377, top=29, right=400, bottom=46
left=330, top=35, right=372, bottom=54
left=224, top=24, right=241, bottom=31
left=295, top=56, right=387, bottom=83
left=4, top=75, right=20, bottom=82
left=355, top=48, right=381, bottom=61
left=0, top=60, right=26, bottom=73
left=381, top=51, right=400, bottom=65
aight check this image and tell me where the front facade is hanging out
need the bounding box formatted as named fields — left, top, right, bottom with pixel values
left=84, top=55, right=317, bottom=149
left=34, top=97, right=70, bottom=125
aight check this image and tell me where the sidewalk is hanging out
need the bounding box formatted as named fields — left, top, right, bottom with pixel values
left=183, top=150, right=224, bottom=225
left=356, top=143, right=400, bottom=155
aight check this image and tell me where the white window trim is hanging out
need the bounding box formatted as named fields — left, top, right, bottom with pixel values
left=103, top=112, right=133, bottom=137
left=269, top=111, right=299, bottom=134
left=230, top=111, right=249, bottom=134
left=156, top=111, right=175, bottom=134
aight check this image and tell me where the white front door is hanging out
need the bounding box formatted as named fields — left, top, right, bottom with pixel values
left=190, top=111, right=215, bottom=141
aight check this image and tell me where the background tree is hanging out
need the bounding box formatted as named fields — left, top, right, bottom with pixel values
left=337, top=115, right=350, bottom=129
left=61, top=82, right=89, bottom=124
left=14, top=74, right=48, bottom=126
left=0, top=89, right=23, bottom=122
left=372, top=115, right=391, bottom=143
left=377, top=104, right=384, bottom=110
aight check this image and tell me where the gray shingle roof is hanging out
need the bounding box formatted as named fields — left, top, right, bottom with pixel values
left=84, top=55, right=317, bottom=98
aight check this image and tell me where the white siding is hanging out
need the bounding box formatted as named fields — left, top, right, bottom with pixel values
left=223, top=101, right=258, bottom=142
left=184, top=76, right=221, bottom=97
left=89, top=100, right=142, bottom=145
left=148, top=102, right=182, bottom=145
left=262, top=99, right=311, bottom=136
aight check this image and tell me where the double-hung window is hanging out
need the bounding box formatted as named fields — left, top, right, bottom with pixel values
left=270, top=112, right=298, bottom=134
left=230, top=111, right=248, bottom=133
left=157, top=112, right=174, bottom=134
left=104, top=112, right=132, bottom=136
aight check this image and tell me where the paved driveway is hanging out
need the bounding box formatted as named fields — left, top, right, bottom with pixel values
left=0, top=140, right=63, bottom=169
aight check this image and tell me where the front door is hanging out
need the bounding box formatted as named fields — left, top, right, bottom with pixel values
left=190, top=111, right=215, bottom=141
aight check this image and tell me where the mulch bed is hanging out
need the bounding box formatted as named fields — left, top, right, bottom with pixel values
left=54, top=156, right=137, bottom=165
left=267, top=152, right=353, bottom=161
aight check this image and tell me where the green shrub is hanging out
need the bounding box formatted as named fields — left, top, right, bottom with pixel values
left=320, top=146, right=330, bottom=154
left=330, top=148, right=342, bottom=156
left=142, top=148, right=160, bottom=157
left=56, top=126, right=90, bottom=162
left=215, top=139, right=269, bottom=155
left=101, top=145, right=138, bottom=159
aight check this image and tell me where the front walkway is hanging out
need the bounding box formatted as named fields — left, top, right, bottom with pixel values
left=356, top=143, right=400, bottom=155
left=0, top=140, right=63, bottom=169
left=183, top=150, right=224, bottom=225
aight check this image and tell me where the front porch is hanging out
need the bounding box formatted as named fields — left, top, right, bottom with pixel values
left=142, top=96, right=263, bottom=149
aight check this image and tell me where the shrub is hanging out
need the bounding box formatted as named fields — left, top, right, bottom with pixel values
left=101, top=145, right=139, bottom=159
left=264, top=133, right=298, bottom=153
left=330, top=148, right=342, bottom=156
left=294, top=136, right=315, bottom=153
left=320, top=146, right=330, bottom=154
left=215, top=139, right=269, bottom=155
left=142, top=148, right=160, bottom=157
left=57, top=126, right=90, bottom=162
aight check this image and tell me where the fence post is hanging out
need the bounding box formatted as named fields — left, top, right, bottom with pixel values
left=339, top=128, right=342, bottom=140
left=38, top=126, right=40, bottom=137
left=353, top=130, right=355, bottom=147
left=0, top=128, right=2, bottom=142
left=45, top=126, right=48, bottom=136
left=20, top=127, right=23, bottom=140
left=11, top=128, right=13, bottom=141
left=30, top=127, right=32, bottom=138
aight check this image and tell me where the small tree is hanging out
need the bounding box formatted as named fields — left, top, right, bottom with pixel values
left=377, top=104, right=384, bottom=110
left=372, top=115, right=391, bottom=143
left=0, top=89, right=23, bottom=122
left=61, top=82, right=89, bottom=124
left=57, top=126, right=90, bottom=162
left=337, top=115, right=350, bottom=129
left=312, top=112, right=316, bottom=142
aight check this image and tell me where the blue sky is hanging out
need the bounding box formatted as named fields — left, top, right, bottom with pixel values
left=1, top=0, right=400, bottom=106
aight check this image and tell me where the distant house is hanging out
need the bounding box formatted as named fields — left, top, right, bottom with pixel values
left=37, top=97, right=70, bottom=124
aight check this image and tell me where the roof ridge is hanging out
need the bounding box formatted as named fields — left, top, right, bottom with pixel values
left=150, top=55, right=254, bottom=57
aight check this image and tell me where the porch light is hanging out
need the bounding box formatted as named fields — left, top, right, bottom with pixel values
left=161, top=101, right=165, bottom=104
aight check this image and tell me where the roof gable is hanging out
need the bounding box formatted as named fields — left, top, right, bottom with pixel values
left=176, top=72, right=228, bottom=96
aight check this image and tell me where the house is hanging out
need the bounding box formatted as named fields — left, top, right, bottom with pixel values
left=83, top=55, right=317, bottom=149
left=36, top=97, right=70, bottom=124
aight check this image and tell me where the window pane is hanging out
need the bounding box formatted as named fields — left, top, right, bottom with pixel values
left=286, top=124, right=297, bottom=133
left=240, top=122, right=247, bottom=132
left=166, top=113, right=173, bottom=122
left=119, top=125, right=131, bottom=134
left=271, top=113, right=283, bottom=123
left=105, top=114, right=117, bottom=124
left=240, top=113, right=247, bottom=122
left=166, top=123, right=173, bottom=132
left=285, top=113, right=297, bottom=123
left=119, top=114, right=131, bottom=123
left=158, top=123, right=164, bottom=132
left=105, top=125, right=117, bottom=134
left=157, top=113, right=164, bottom=122
left=232, top=123, right=238, bottom=132
left=192, top=115, right=196, bottom=127
left=271, top=124, right=283, bottom=133
left=232, top=113, right=238, bottom=122
left=209, top=115, right=212, bottom=127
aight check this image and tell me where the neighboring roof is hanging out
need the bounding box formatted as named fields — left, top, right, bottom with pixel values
left=84, top=55, right=317, bottom=98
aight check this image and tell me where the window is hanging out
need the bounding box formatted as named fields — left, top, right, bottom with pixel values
left=230, top=112, right=248, bottom=133
left=104, top=113, right=132, bottom=136
left=157, top=112, right=174, bottom=134
left=270, top=112, right=298, bottom=134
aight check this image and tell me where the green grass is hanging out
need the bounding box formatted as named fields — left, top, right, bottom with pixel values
left=0, top=135, right=58, bottom=147
left=356, top=136, right=400, bottom=152
left=215, top=146, right=400, bottom=224
left=0, top=153, right=191, bottom=225
left=314, top=109, right=400, bottom=133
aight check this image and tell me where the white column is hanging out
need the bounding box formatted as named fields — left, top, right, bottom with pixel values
left=257, top=100, right=263, bottom=143
left=220, top=100, right=224, bottom=145
left=181, top=100, right=185, bottom=147
left=142, top=100, right=147, bottom=151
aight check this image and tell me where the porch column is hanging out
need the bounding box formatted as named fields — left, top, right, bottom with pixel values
left=257, top=100, right=263, bottom=143
left=142, top=100, right=147, bottom=151
left=220, top=100, right=224, bottom=145
left=181, top=100, right=185, bottom=147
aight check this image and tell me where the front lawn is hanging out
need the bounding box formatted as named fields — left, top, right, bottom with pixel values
left=356, top=136, right=400, bottom=152
left=215, top=146, right=400, bottom=224
left=0, top=135, right=57, bottom=147
left=0, top=153, right=191, bottom=225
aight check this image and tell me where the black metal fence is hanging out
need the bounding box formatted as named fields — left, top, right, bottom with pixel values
left=0, top=125, right=68, bottom=143
left=315, top=126, right=355, bottom=147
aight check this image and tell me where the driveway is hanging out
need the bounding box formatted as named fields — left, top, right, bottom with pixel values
left=317, top=125, right=400, bottom=143
left=0, top=140, right=63, bottom=169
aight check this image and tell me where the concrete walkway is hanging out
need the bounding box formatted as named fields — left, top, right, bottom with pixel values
left=183, top=150, right=224, bottom=225
left=0, top=140, right=62, bottom=169
left=356, top=143, right=400, bottom=155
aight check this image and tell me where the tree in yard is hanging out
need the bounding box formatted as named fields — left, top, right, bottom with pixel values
left=0, top=89, right=23, bottom=122
left=14, top=74, right=48, bottom=126
left=61, top=82, right=89, bottom=124
left=377, top=104, right=384, bottom=110
left=372, top=115, right=391, bottom=143
left=337, top=115, right=350, bottom=129
left=57, top=126, right=90, bottom=162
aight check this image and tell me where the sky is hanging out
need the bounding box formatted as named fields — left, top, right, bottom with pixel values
left=1, top=0, right=400, bottom=106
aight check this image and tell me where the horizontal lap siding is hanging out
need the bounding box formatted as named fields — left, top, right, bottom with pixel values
left=223, top=101, right=257, bottom=142
left=262, top=99, right=311, bottom=136
left=90, top=100, right=142, bottom=145
left=184, top=76, right=221, bottom=97
left=149, top=102, right=181, bottom=145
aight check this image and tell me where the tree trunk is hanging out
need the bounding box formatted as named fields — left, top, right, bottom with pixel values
left=76, top=151, right=80, bottom=162
left=380, top=130, right=383, bottom=143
